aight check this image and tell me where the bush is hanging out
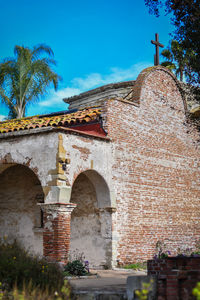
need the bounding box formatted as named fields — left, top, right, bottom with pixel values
left=64, top=260, right=89, bottom=276
left=0, top=240, right=64, bottom=293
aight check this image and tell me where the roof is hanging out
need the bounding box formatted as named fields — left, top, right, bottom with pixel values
left=0, top=107, right=102, bottom=134
left=63, top=80, right=135, bottom=108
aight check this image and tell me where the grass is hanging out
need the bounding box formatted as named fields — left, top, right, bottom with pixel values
left=122, top=262, right=147, bottom=270
left=0, top=239, right=64, bottom=295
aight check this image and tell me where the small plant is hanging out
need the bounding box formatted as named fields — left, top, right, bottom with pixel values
left=64, top=260, right=89, bottom=277
left=193, top=282, right=200, bottom=300
left=135, top=280, right=154, bottom=300
left=154, top=241, right=171, bottom=259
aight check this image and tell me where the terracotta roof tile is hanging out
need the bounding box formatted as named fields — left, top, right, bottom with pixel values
left=0, top=108, right=101, bottom=134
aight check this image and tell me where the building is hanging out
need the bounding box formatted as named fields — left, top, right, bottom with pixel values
left=0, top=66, right=199, bottom=268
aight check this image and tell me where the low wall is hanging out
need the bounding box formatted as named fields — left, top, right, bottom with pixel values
left=148, top=257, right=200, bottom=300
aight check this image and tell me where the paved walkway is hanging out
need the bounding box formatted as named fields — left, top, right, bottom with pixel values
left=69, top=269, right=147, bottom=293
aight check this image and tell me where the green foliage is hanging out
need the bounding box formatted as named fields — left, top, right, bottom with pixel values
left=145, top=0, right=200, bottom=85
left=123, top=262, right=147, bottom=270
left=0, top=44, right=61, bottom=119
left=0, top=280, right=71, bottom=300
left=64, top=260, right=89, bottom=277
left=161, top=40, right=194, bottom=81
left=193, top=282, right=200, bottom=300
left=0, top=240, right=64, bottom=293
left=135, top=280, right=154, bottom=300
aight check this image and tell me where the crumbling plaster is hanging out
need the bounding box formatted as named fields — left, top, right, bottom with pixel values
left=0, top=164, right=44, bottom=254
left=70, top=173, right=112, bottom=268
left=0, top=131, right=114, bottom=205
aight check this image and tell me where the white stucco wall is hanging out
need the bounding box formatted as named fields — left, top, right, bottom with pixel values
left=70, top=173, right=112, bottom=268
left=0, top=164, right=44, bottom=254
left=0, top=129, right=116, bottom=266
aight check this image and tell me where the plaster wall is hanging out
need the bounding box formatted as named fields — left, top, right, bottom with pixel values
left=0, top=131, right=58, bottom=188
left=0, top=164, right=44, bottom=254
left=0, top=128, right=114, bottom=265
left=70, top=173, right=112, bottom=268
left=105, top=68, right=200, bottom=264
left=60, top=133, right=113, bottom=195
left=60, top=134, right=114, bottom=267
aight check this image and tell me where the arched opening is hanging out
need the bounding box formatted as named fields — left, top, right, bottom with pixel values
left=70, top=170, right=112, bottom=268
left=0, top=164, right=44, bottom=255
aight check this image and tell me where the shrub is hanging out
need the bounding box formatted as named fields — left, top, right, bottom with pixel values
left=64, top=260, right=89, bottom=276
left=0, top=240, right=64, bottom=293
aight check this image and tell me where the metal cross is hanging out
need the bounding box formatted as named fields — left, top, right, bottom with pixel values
left=151, top=33, right=164, bottom=66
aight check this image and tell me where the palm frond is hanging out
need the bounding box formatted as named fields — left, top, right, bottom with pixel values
left=0, top=44, right=61, bottom=118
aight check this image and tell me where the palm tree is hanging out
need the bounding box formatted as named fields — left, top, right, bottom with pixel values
left=0, top=45, right=61, bottom=119
left=161, top=40, right=194, bottom=82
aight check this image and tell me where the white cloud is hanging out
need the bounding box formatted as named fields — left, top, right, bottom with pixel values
left=72, top=62, right=151, bottom=90
left=39, top=87, right=81, bottom=107
left=0, top=115, right=6, bottom=121
left=38, top=61, right=151, bottom=109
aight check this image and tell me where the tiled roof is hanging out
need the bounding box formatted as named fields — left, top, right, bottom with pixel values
left=0, top=108, right=101, bottom=134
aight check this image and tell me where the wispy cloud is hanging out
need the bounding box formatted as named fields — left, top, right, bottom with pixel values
left=39, top=87, right=81, bottom=107
left=72, top=62, right=151, bottom=90
left=38, top=61, right=151, bottom=109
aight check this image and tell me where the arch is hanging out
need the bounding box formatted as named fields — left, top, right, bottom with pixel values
left=72, top=169, right=112, bottom=208
left=70, top=170, right=113, bottom=268
left=130, top=66, right=188, bottom=113
left=0, top=164, right=44, bottom=255
left=0, top=157, right=44, bottom=189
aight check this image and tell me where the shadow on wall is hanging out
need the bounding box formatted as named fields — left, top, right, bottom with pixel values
left=0, top=164, right=44, bottom=255
left=70, top=170, right=112, bottom=269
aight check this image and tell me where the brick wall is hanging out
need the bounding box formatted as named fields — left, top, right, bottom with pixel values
left=41, top=203, right=76, bottom=263
left=104, top=67, right=200, bottom=264
left=148, top=257, right=200, bottom=300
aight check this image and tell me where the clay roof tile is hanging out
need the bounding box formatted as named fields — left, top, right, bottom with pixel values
left=0, top=107, right=101, bottom=134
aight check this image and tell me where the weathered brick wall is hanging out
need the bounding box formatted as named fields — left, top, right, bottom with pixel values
left=105, top=67, right=200, bottom=264
left=42, top=203, right=75, bottom=263
left=148, top=257, right=200, bottom=300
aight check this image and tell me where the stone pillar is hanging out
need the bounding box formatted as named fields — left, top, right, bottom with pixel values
left=40, top=203, right=76, bottom=263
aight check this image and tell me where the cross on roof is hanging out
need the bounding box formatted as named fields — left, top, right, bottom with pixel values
left=151, top=33, right=164, bottom=66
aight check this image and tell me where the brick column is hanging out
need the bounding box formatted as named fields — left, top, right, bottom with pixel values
left=40, top=203, right=76, bottom=263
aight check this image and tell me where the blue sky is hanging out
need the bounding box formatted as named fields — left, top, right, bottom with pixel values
left=0, top=0, right=174, bottom=120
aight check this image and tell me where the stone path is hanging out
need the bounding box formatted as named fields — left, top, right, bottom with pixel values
left=69, top=269, right=147, bottom=299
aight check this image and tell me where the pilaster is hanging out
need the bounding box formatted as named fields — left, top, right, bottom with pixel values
left=40, top=203, right=76, bottom=263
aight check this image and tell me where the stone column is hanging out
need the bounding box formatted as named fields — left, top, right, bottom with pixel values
left=40, top=203, right=76, bottom=263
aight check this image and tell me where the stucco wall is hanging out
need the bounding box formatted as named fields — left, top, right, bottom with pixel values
left=60, top=133, right=114, bottom=267
left=0, top=129, right=114, bottom=265
left=0, top=131, right=58, bottom=188
left=0, top=164, right=44, bottom=254
left=105, top=68, right=200, bottom=264
left=70, top=173, right=112, bottom=268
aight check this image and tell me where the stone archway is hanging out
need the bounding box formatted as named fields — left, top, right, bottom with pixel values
left=0, top=164, right=44, bottom=255
left=70, top=170, right=112, bottom=268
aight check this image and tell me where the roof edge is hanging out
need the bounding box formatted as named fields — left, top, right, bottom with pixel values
left=63, top=80, right=135, bottom=104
